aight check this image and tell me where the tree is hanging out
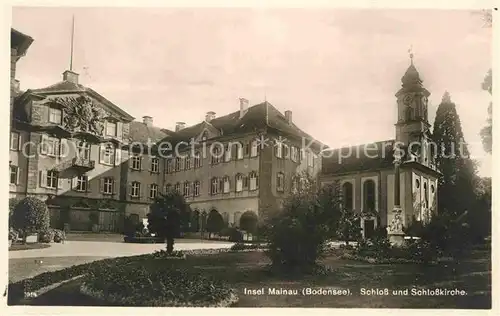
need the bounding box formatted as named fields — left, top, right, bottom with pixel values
left=9, top=197, right=21, bottom=227
left=265, top=174, right=343, bottom=273
left=239, top=211, right=258, bottom=235
left=147, top=190, right=188, bottom=253
left=11, top=197, right=50, bottom=242
left=205, top=210, right=224, bottom=239
left=336, top=208, right=362, bottom=246
left=480, top=69, right=492, bottom=154
left=432, top=92, right=478, bottom=217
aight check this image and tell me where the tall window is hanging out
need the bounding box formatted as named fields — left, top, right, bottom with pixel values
left=150, top=157, right=159, bottom=173
left=131, top=154, right=141, bottom=170
left=291, top=176, right=300, bottom=193
left=212, top=146, right=222, bottom=164
left=174, top=182, right=181, bottom=193
left=236, top=142, right=243, bottom=159
left=194, top=152, right=202, bottom=168
left=249, top=172, right=258, bottom=190
left=342, top=182, right=354, bottom=210
left=275, top=143, right=283, bottom=158
left=363, top=180, right=376, bottom=212
left=165, top=183, right=172, bottom=193
left=10, top=166, right=18, bottom=185
left=75, top=175, right=88, bottom=192
left=166, top=158, right=174, bottom=173
left=235, top=174, right=243, bottom=192
left=277, top=172, right=285, bottom=192
left=184, top=182, right=191, bottom=197
left=150, top=184, right=158, bottom=199
left=48, top=107, right=62, bottom=124
left=77, top=141, right=90, bottom=159
left=43, top=136, right=61, bottom=157
left=10, top=132, right=20, bottom=151
left=100, top=144, right=115, bottom=165
left=291, top=146, right=298, bottom=162
left=103, top=177, right=114, bottom=195
left=307, top=151, right=315, bottom=167
left=424, top=182, right=429, bottom=208
left=131, top=182, right=140, bottom=198
left=223, top=176, right=230, bottom=193
left=175, top=157, right=182, bottom=172
left=106, top=121, right=117, bottom=137
left=251, top=140, right=259, bottom=157
left=193, top=181, right=200, bottom=196
left=224, top=144, right=232, bottom=162
left=184, top=156, right=191, bottom=170
left=210, top=177, right=219, bottom=195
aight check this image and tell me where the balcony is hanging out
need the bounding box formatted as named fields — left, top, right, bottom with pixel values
left=71, top=157, right=95, bottom=170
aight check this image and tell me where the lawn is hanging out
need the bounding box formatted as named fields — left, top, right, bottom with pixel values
left=13, top=247, right=491, bottom=308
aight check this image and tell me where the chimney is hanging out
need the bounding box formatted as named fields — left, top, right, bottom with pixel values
left=143, top=116, right=153, bottom=127
left=62, top=70, right=79, bottom=84
left=285, top=110, right=292, bottom=124
left=12, top=79, right=20, bottom=93
left=175, top=122, right=186, bottom=132
left=239, top=98, right=249, bottom=119
left=205, top=111, right=216, bottom=122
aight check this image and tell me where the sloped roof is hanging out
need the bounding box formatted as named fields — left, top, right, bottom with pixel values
left=128, top=121, right=173, bottom=144
left=321, top=140, right=395, bottom=175
left=158, top=101, right=323, bottom=150
left=28, top=79, right=135, bottom=121
left=11, top=28, right=34, bottom=56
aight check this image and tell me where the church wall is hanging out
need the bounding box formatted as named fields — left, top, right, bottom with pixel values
left=386, top=170, right=408, bottom=228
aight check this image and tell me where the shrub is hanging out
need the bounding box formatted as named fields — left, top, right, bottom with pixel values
left=336, top=208, right=362, bottom=245
left=266, top=177, right=343, bottom=273
left=9, top=228, right=18, bottom=241
left=52, top=229, right=66, bottom=243
left=220, top=227, right=243, bottom=242
left=38, top=229, right=56, bottom=243
left=147, top=191, right=189, bottom=253
left=11, top=197, right=50, bottom=237
left=239, top=211, right=258, bottom=234
left=230, top=242, right=266, bottom=251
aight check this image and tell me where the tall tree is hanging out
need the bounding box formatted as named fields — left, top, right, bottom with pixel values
left=432, top=92, right=478, bottom=216
left=147, top=190, right=188, bottom=253
left=480, top=69, right=492, bottom=154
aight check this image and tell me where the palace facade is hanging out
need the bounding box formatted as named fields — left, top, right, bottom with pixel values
left=10, top=28, right=438, bottom=239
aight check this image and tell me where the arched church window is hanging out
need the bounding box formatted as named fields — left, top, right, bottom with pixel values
left=342, top=182, right=353, bottom=210
left=424, top=182, right=428, bottom=208
left=363, top=180, right=376, bottom=212
left=406, top=106, right=415, bottom=121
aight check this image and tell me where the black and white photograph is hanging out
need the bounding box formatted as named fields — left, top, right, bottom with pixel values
left=5, top=2, right=494, bottom=311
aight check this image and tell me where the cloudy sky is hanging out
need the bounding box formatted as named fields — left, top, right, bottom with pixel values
left=12, top=7, right=492, bottom=175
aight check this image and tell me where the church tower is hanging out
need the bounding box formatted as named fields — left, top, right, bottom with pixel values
left=395, top=54, right=433, bottom=166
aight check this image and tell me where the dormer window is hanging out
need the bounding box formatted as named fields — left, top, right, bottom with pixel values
left=48, top=107, right=62, bottom=124
left=106, top=121, right=117, bottom=137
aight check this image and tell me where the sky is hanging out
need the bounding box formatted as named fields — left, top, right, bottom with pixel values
left=11, top=7, right=492, bottom=176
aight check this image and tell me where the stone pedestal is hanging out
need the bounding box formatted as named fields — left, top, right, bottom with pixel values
left=388, top=233, right=405, bottom=246
left=387, top=206, right=405, bottom=247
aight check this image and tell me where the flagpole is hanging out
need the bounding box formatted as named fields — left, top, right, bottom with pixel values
left=70, top=15, right=75, bottom=71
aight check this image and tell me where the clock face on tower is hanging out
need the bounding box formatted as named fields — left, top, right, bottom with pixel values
left=403, top=95, right=413, bottom=106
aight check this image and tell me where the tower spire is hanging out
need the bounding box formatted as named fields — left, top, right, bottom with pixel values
left=70, top=14, right=75, bottom=71
left=408, top=45, right=414, bottom=65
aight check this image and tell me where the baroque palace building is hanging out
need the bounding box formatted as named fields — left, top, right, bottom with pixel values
left=9, top=28, right=322, bottom=233
left=10, top=27, right=438, bottom=239
left=320, top=57, right=440, bottom=241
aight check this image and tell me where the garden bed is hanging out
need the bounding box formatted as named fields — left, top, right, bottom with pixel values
left=9, top=243, right=51, bottom=251
left=340, top=252, right=434, bottom=264
left=80, top=263, right=237, bottom=307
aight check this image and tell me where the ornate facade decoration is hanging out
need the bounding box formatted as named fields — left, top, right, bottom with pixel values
left=54, top=95, right=107, bottom=135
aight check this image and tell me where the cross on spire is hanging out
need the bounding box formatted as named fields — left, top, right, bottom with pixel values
left=408, top=45, right=414, bottom=65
